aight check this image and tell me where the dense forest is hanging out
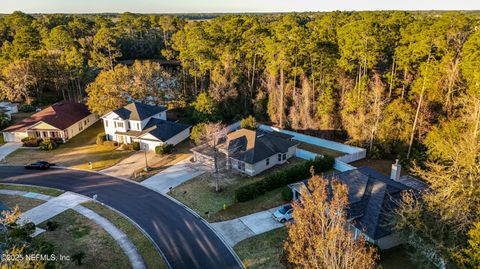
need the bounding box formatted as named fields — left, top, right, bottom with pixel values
left=0, top=11, right=480, bottom=268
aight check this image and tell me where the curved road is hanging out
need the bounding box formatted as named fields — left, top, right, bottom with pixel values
left=0, top=166, right=243, bottom=269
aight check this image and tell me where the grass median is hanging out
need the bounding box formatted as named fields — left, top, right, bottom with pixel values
left=0, top=183, right=64, bottom=196
left=82, top=201, right=168, bottom=269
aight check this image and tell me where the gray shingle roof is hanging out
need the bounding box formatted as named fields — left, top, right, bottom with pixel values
left=139, top=118, right=191, bottom=142
left=227, top=129, right=298, bottom=164
left=299, top=166, right=419, bottom=240
left=112, top=102, right=166, bottom=121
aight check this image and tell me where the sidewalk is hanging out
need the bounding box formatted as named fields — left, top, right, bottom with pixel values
left=141, top=159, right=208, bottom=194
left=19, top=192, right=90, bottom=225
left=211, top=206, right=284, bottom=246
left=2, top=189, right=146, bottom=269
left=0, top=142, right=22, bottom=161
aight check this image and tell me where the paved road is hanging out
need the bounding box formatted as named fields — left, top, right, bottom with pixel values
left=0, top=166, right=243, bottom=269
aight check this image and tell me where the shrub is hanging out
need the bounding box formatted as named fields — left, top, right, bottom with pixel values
left=281, top=186, right=293, bottom=201
left=71, top=252, right=86, bottom=265
left=191, top=123, right=207, bottom=145
left=235, top=156, right=335, bottom=202
left=0, top=134, right=4, bottom=144
left=22, top=137, right=43, bottom=147
left=118, top=143, right=133, bottom=151
left=18, top=104, right=36, bottom=113
left=240, top=115, right=257, bottom=130
left=46, top=221, right=59, bottom=231
left=39, top=138, right=58, bottom=151
left=103, top=140, right=118, bottom=147
left=155, top=144, right=174, bottom=155
left=132, top=141, right=140, bottom=151
left=96, top=132, right=106, bottom=145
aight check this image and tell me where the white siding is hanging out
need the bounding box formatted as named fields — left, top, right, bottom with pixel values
left=2, top=132, right=28, bottom=142
left=165, top=128, right=190, bottom=146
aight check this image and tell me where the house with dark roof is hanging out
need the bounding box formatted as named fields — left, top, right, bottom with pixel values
left=102, top=102, right=191, bottom=151
left=192, top=128, right=298, bottom=176
left=1, top=101, right=98, bottom=142
left=288, top=165, right=427, bottom=250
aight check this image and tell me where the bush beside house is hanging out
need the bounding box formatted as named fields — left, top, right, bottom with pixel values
left=155, top=144, right=174, bottom=155
left=39, top=138, right=58, bottom=151
left=132, top=141, right=140, bottom=151
left=21, top=137, right=43, bottom=147
left=235, top=156, right=335, bottom=202
left=96, top=132, right=106, bottom=145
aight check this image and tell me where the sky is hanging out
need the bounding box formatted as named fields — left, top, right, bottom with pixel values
left=1, top=0, right=479, bottom=14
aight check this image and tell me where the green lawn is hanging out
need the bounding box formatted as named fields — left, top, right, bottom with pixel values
left=5, top=121, right=134, bottom=170
left=82, top=201, right=168, bottom=269
left=38, top=209, right=131, bottom=269
left=169, top=158, right=304, bottom=222
left=0, top=183, right=64, bottom=196
left=234, top=227, right=288, bottom=269
left=0, top=194, right=45, bottom=212
left=234, top=227, right=419, bottom=269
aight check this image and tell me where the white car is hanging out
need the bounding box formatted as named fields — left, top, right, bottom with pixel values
left=273, top=204, right=293, bottom=223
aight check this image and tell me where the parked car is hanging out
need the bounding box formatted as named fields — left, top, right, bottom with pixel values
left=24, top=161, right=55, bottom=170
left=273, top=204, right=293, bottom=223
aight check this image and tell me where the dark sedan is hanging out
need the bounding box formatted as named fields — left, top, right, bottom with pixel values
left=24, top=161, right=55, bottom=170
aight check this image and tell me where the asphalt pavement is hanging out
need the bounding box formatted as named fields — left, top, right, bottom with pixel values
left=0, top=166, right=243, bottom=269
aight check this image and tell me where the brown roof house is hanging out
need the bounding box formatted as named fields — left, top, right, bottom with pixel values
left=2, top=102, right=98, bottom=142
left=192, top=128, right=299, bottom=176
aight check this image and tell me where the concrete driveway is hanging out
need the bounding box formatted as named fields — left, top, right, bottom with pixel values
left=211, top=206, right=285, bottom=246
left=141, top=159, right=208, bottom=194
left=0, top=142, right=22, bottom=161
left=100, top=150, right=155, bottom=178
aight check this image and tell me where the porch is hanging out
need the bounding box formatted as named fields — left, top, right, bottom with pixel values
left=27, top=129, right=68, bottom=142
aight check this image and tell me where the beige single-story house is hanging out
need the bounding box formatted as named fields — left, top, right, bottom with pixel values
left=1, top=101, right=98, bottom=142
left=192, top=128, right=298, bottom=176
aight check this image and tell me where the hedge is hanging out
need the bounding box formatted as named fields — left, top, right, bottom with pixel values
left=21, top=137, right=43, bottom=147
left=132, top=141, right=140, bottom=151
left=235, top=155, right=335, bottom=202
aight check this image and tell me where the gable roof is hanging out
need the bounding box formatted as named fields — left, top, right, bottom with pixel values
left=137, top=118, right=191, bottom=142
left=111, top=102, right=166, bottom=121
left=227, top=129, right=298, bottom=164
left=2, top=102, right=91, bottom=132
left=297, top=166, right=419, bottom=240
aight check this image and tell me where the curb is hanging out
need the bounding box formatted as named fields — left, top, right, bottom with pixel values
left=14, top=166, right=242, bottom=268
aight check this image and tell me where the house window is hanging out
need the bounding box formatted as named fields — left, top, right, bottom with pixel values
left=127, top=121, right=131, bottom=129
left=84, top=120, right=87, bottom=125
left=79, top=121, right=83, bottom=131
left=116, top=122, right=124, bottom=128
left=266, top=158, right=270, bottom=166
left=137, top=123, right=140, bottom=130
left=278, top=154, right=281, bottom=161
left=105, top=120, right=108, bottom=127
left=282, top=153, right=287, bottom=161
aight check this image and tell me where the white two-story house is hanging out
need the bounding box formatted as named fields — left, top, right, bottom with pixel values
left=102, top=102, right=191, bottom=151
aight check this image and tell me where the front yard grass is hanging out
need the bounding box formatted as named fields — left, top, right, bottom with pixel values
left=38, top=209, right=131, bottom=269
left=131, top=140, right=194, bottom=182
left=235, top=227, right=418, bottom=269
left=0, top=194, right=45, bottom=212
left=5, top=121, right=134, bottom=170
left=0, top=183, right=64, bottom=196
left=234, top=227, right=288, bottom=269
left=82, top=201, right=168, bottom=269
left=169, top=158, right=304, bottom=222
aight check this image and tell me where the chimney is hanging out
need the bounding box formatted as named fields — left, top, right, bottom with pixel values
left=390, top=159, right=401, bottom=181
